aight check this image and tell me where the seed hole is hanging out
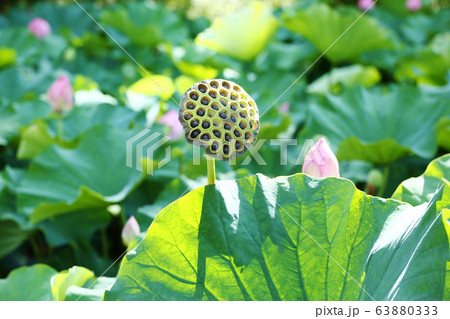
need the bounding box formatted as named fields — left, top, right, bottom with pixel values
left=239, top=110, right=248, bottom=118
left=196, top=108, right=205, bottom=116
left=189, top=92, right=198, bottom=100
left=201, top=97, right=210, bottom=106
left=202, top=120, right=210, bottom=129
left=198, top=84, right=207, bottom=93
left=219, top=98, right=227, bottom=107
left=201, top=133, right=211, bottom=141
left=186, top=102, right=196, bottom=110
left=211, top=141, right=219, bottom=152
left=233, top=130, right=241, bottom=138
left=223, top=145, right=230, bottom=155
left=213, top=130, right=221, bottom=138
left=224, top=122, right=232, bottom=131
left=239, top=121, right=247, bottom=130
left=209, top=90, right=217, bottom=99
left=230, top=103, right=237, bottom=111
left=210, top=81, right=219, bottom=89
left=230, top=92, right=238, bottom=101
left=211, top=102, right=219, bottom=111
left=239, top=102, right=247, bottom=109
left=233, top=85, right=241, bottom=92
left=222, top=81, right=230, bottom=89
left=219, top=89, right=228, bottom=97
left=219, top=111, right=228, bottom=119
left=235, top=140, right=244, bottom=151
left=183, top=112, right=193, bottom=121
left=245, top=131, right=253, bottom=143
left=190, top=119, right=199, bottom=128
left=190, top=129, right=201, bottom=139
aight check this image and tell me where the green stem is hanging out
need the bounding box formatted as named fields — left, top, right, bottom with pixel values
left=179, top=152, right=184, bottom=176
left=376, top=166, right=390, bottom=198
left=30, top=234, right=43, bottom=263
left=206, top=156, right=216, bottom=185
left=100, top=228, right=109, bottom=259
left=57, top=116, right=63, bottom=142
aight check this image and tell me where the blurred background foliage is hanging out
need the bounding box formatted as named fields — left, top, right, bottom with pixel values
left=0, top=0, right=449, bottom=300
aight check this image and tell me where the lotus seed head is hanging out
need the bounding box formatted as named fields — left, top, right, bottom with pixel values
left=179, top=79, right=260, bottom=160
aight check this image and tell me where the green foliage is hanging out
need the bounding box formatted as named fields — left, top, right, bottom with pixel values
left=100, top=2, right=188, bottom=47
left=105, top=174, right=449, bottom=300
left=392, top=154, right=450, bottom=206
left=282, top=3, right=395, bottom=63
left=0, top=264, right=57, bottom=301
left=17, top=125, right=144, bottom=223
left=301, top=85, right=447, bottom=164
left=0, top=0, right=449, bottom=302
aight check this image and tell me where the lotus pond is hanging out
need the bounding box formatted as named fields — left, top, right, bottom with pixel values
left=0, top=0, right=449, bottom=301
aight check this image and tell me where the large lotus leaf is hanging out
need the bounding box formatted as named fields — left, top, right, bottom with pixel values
left=395, top=50, right=449, bottom=86
left=16, top=125, right=144, bottom=224
left=51, top=266, right=94, bottom=301
left=392, top=154, right=450, bottom=206
left=301, top=85, right=447, bottom=164
left=365, top=181, right=449, bottom=301
left=0, top=220, right=28, bottom=259
left=100, top=2, right=188, bottom=47
left=0, top=104, right=20, bottom=146
left=104, top=174, right=449, bottom=301
left=1, top=100, right=52, bottom=147
left=0, top=28, right=42, bottom=65
left=0, top=65, right=54, bottom=102
left=195, top=2, right=279, bottom=61
left=18, top=104, right=139, bottom=159
left=282, top=4, right=395, bottom=63
left=128, top=75, right=175, bottom=101
left=65, top=277, right=116, bottom=301
left=0, top=264, right=57, bottom=301
left=307, top=64, right=381, bottom=95
left=0, top=168, right=29, bottom=258
left=39, top=209, right=111, bottom=247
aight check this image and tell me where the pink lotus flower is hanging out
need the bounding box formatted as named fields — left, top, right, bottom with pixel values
left=302, top=137, right=340, bottom=178
left=159, top=109, right=183, bottom=139
left=358, top=0, right=375, bottom=11
left=279, top=102, right=290, bottom=114
left=28, top=17, right=51, bottom=39
left=47, top=76, right=74, bottom=113
left=406, top=0, right=422, bottom=11
left=122, top=216, right=140, bottom=247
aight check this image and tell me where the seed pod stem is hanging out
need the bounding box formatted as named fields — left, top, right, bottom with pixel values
left=207, top=156, right=216, bottom=185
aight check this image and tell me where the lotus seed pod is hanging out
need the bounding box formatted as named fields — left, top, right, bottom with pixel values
left=179, top=79, right=260, bottom=160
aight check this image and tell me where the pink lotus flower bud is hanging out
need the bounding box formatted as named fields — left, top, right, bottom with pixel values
left=47, top=76, right=74, bottom=112
left=279, top=102, right=290, bottom=114
left=302, top=137, right=340, bottom=178
left=122, top=216, right=140, bottom=247
left=159, top=109, right=183, bottom=139
left=358, top=0, right=375, bottom=11
left=406, top=0, right=422, bottom=11
left=28, top=17, right=51, bottom=39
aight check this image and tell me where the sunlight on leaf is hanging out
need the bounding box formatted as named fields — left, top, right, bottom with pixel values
left=128, top=75, right=175, bottom=100
left=195, top=2, right=279, bottom=61
left=283, top=4, right=395, bottom=63
left=105, top=174, right=449, bottom=300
